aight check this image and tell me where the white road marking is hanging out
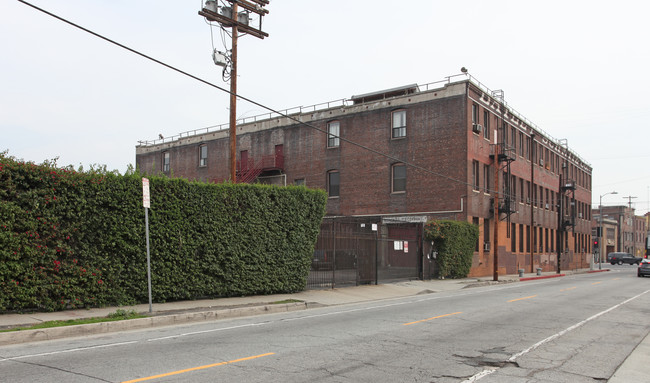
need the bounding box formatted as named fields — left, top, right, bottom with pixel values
left=462, top=289, right=650, bottom=382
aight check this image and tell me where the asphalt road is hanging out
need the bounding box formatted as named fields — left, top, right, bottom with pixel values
left=1, top=265, right=649, bottom=383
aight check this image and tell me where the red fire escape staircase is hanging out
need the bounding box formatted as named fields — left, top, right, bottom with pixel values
left=236, top=153, right=284, bottom=183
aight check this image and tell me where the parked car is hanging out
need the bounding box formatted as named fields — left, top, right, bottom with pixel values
left=311, top=249, right=358, bottom=271
left=609, top=252, right=642, bottom=265
left=638, top=260, right=650, bottom=277
left=312, top=250, right=333, bottom=271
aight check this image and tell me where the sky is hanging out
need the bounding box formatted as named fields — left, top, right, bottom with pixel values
left=2, top=0, right=649, bottom=215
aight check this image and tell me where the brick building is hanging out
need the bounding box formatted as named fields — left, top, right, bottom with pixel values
left=595, top=206, right=647, bottom=258
left=136, top=75, right=593, bottom=279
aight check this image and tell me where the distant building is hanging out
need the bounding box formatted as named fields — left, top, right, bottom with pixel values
left=595, top=206, right=647, bottom=257
left=136, top=75, right=593, bottom=278
left=592, top=216, right=619, bottom=258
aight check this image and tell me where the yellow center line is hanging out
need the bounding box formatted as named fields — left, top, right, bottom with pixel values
left=560, top=287, right=577, bottom=292
left=403, top=312, right=462, bottom=326
left=613, top=278, right=620, bottom=281
left=121, top=352, right=275, bottom=383
left=592, top=282, right=602, bottom=285
left=507, top=295, right=537, bottom=303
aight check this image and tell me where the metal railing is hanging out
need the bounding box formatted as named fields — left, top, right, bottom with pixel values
left=136, top=74, right=590, bottom=167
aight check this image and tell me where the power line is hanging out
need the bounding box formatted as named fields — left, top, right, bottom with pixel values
left=17, top=0, right=504, bottom=194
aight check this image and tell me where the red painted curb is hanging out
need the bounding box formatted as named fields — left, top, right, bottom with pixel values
left=520, top=274, right=565, bottom=282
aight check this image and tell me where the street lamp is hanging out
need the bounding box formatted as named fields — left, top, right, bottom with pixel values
left=599, top=191, right=618, bottom=269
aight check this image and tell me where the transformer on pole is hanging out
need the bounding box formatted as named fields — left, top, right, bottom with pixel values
left=199, top=0, right=269, bottom=183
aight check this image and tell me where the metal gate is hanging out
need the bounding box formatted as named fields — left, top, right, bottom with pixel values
left=307, top=218, right=422, bottom=289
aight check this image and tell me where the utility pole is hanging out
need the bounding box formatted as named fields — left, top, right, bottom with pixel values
left=623, top=195, right=638, bottom=208
left=492, top=89, right=505, bottom=281
left=622, top=196, right=637, bottom=255
left=494, top=151, right=500, bottom=281
left=199, top=0, right=269, bottom=182
left=530, top=133, right=535, bottom=273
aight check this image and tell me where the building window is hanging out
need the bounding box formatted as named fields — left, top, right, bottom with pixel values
left=472, top=160, right=480, bottom=190
left=162, top=152, right=170, bottom=172
left=392, top=110, right=406, bottom=138
left=484, top=218, right=491, bottom=251
left=294, top=178, right=305, bottom=186
left=472, top=103, right=478, bottom=124
left=392, top=163, right=406, bottom=193
left=483, top=164, right=490, bottom=193
left=483, top=111, right=490, bottom=139
left=473, top=217, right=480, bottom=251
left=199, top=145, right=208, bottom=167
left=327, top=171, right=340, bottom=198
left=327, top=121, right=340, bottom=148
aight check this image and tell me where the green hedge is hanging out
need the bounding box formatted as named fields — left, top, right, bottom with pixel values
left=424, top=220, right=478, bottom=279
left=0, top=154, right=327, bottom=312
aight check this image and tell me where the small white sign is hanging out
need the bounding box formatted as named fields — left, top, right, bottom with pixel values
left=142, top=178, right=150, bottom=208
left=404, top=242, right=409, bottom=253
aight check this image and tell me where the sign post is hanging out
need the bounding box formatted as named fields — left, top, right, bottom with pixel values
left=142, top=178, right=152, bottom=313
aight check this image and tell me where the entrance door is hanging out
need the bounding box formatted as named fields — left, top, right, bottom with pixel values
left=240, top=150, right=248, bottom=171
left=274, top=145, right=284, bottom=168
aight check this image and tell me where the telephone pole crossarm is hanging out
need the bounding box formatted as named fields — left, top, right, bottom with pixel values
left=199, top=0, right=269, bottom=183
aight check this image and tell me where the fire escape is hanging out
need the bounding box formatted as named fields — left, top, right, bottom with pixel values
left=560, top=178, right=576, bottom=230
left=236, top=152, right=284, bottom=183
left=556, top=139, right=575, bottom=273
left=490, top=142, right=516, bottom=221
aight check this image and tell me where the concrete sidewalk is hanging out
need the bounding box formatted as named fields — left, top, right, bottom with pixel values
left=1, top=267, right=644, bottom=381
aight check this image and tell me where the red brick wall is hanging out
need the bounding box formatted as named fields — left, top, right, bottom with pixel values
left=135, top=80, right=593, bottom=277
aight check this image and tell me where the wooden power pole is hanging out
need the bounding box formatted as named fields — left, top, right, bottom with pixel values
left=199, top=0, right=269, bottom=183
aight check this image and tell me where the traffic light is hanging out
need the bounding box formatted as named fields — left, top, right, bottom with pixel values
left=594, top=239, right=599, bottom=247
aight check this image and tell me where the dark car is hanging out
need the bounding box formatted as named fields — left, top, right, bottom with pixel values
left=609, top=252, right=642, bottom=265
left=311, top=250, right=332, bottom=271
left=638, top=260, right=650, bottom=277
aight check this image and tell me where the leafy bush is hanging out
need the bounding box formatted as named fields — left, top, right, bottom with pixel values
left=424, top=220, right=478, bottom=279
left=0, top=153, right=326, bottom=312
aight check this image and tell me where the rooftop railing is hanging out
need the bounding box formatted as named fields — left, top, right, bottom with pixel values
left=137, top=74, right=590, bottom=167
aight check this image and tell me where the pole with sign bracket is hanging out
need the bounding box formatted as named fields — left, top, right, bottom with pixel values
left=142, top=178, right=153, bottom=313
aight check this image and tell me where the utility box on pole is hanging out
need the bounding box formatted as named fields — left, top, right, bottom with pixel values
left=199, top=0, right=269, bottom=183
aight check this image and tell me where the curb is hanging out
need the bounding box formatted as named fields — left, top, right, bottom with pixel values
left=519, top=273, right=565, bottom=282
left=0, top=302, right=308, bottom=346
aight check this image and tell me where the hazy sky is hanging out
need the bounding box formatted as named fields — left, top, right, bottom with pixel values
left=2, top=0, right=649, bottom=214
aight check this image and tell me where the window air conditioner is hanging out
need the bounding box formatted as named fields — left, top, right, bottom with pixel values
left=472, top=123, right=483, bottom=134
left=484, top=242, right=491, bottom=251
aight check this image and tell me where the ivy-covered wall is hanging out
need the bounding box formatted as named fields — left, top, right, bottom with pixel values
left=0, top=154, right=327, bottom=312
left=425, top=220, right=478, bottom=279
